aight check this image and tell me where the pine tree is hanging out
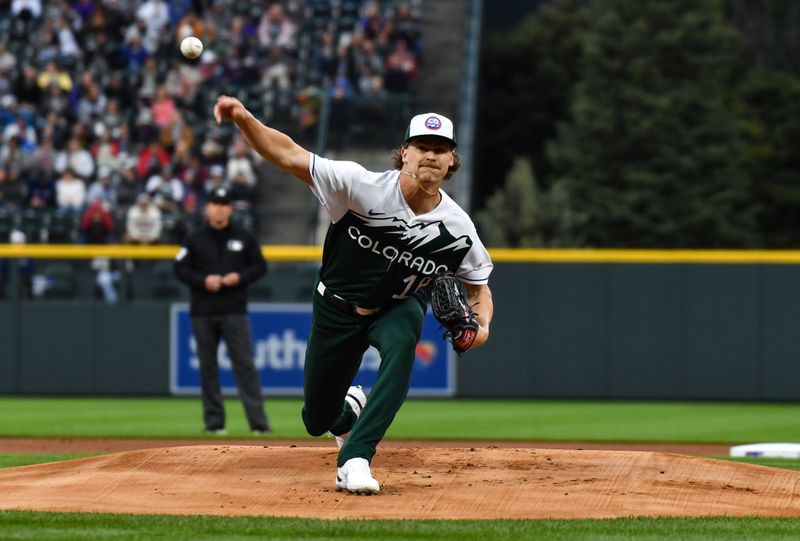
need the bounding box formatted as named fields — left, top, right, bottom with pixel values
left=737, top=69, right=800, bottom=247
left=476, top=0, right=588, bottom=206
left=476, top=158, right=540, bottom=247
left=547, top=0, right=757, bottom=247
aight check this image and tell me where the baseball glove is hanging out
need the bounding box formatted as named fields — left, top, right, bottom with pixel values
left=430, top=271, right=479, bottom=354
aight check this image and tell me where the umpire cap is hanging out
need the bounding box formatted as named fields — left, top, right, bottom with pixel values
left=208, top=186, right=232, bottom=204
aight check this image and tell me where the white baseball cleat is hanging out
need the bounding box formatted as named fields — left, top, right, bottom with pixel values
left=331, top=385, right=367, bottom=448
left=336, top=457, right=380, bottom=494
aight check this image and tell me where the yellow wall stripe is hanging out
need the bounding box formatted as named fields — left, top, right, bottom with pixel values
left=3, top=245, right=800, bottom=264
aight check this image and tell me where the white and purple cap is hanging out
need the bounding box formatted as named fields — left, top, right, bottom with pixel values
left=404, top=113, right=457, bottom=147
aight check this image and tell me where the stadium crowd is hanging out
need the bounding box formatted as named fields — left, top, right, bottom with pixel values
left=0, top=0, right=422, bottom=246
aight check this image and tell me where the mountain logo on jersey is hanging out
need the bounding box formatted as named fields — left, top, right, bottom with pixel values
left=343, top=210, right=473, bottom=275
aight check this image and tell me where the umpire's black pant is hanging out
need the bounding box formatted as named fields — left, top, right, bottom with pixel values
left=191, top=314, right=269, bottom=431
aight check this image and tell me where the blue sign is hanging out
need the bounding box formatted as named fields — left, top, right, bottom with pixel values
left=170, top=303, right=455, bottom=397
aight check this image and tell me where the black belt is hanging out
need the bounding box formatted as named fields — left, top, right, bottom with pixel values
left=316, top=282, right=381, bottom=316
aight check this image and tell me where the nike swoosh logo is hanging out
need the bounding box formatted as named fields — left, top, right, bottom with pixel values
left=368, top=209, right=385, bottom=216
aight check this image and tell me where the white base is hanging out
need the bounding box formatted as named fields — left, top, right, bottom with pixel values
left=729, top=442, right=800, bottom=458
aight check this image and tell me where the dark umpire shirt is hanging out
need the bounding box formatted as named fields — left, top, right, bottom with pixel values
left=174, top=222, right=266, bottom=316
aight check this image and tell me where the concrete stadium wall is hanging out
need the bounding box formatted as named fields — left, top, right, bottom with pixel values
left=2, top=262, right=800, bottom=400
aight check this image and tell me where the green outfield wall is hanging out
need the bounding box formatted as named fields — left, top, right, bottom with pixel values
left=2, top=252, right=800, bottom=400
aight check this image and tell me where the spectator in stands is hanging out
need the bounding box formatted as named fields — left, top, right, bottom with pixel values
left=113, top=124, right=136, bottom=163
left=87, top=166, right=118, bottom=207
left=55, top=14, right=80, bottom=59
left=136, top=0, right=170, bottom=52
left=1, top=166, right=27, bottom=211
left=55, top=136, right=94, bottom=180
left=314, top=31, right=339, bottom=82
left=223, top=15, right=251, bottom=52
left=0, top=95, right=17, bottom=128
left=34, top=20, right=60, bottom=65
left=26, top=170, right=56, bottom=210
left=121, top=33, right=150, bottom=75
left=69, top=122, right=93, bottom=149
left=73, top=0, right=97, bottom=22
left=262, top=46, right=292, bottom=90
left=76, top=82, right=108, bottom=124
left=172, top=191, right=204, bottom=240
left=39, top=112, right=68, bottom=150
left=3, top=115, right=37, bottom=154
left=151, top=85, right=177, bottom=128
left=222, top=46, right=259, bottom=91
left=116, top=159, right=143, bottom=209
left=168, top=0, right=194, bottom=28
left=359, top=1, right=386, bottom=41
left=0, top=43, right=16, bottom=76
left=37, top=61, right=73, bottom=93
left=137, top=56, right=160, bottom=102
left=357, top=64, right=384, bottom=96
left=226, top=138, right=256, bottom=186
left=164, top=58, right=201, bottom=106
left=390, top=2, right=421, bottom=56
left=198, top=49, right=222, bottom=89
left=182, top=165, right=207, bottom=205
left=103, top=98, right=126, bottom=131
left=90, top=256, right=120, bottom=304
left=257, top=3, right=296, bottom=50
left=137, top=140, right=170, bottom=179
left=80, top=200, right=114, bottom=244
left=172, top=139, right=192, bottom=174
left=85, top=31, right=122, bottom=75
left=0, top=130, right=34, bottom=173
left=104, top=72, right=136, bottom=118
left=32, top=135, right=58, bottom=180
left=55, top=167, right=87, bottom=214
left=205, top=163, right=226, bottom=192
left=201, top=131, right=226, bottom=167
left=73, top=237, right=112, bottom=306
left=176, top=11, right=204, bottom=43
left=91, top=124, right=122, bottom=172
left=12, top=0, right=43, bottom=21
left=42, top=83, right=71, bottom=119
left=0, top=230, right=34, bottom=299
left=180, top=155, right=208, bottom=196
left=159, top=109, right=194, bottom=155
left=383, top=40, right=417, bottom=94
left=125, top=193, right=162, bottom=244
left=228, top=169, right=257, bottom=220
left=146, top=163, right=184, bottom=213
left=343, top=33, right=384, bottom=94
left=13, top=65, right=42, bottom=108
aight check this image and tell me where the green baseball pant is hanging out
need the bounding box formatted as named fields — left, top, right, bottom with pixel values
left=302, top=286, right=425, bottom=467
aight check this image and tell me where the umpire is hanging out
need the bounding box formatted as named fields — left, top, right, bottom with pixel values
left=174, top=186, right=271, bottom=435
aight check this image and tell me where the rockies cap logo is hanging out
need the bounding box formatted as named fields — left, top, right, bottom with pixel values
left=425, top=116, right=442, bottom=130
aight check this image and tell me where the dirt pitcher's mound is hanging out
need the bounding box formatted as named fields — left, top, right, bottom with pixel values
left=0, top=446, right=799, bottom=519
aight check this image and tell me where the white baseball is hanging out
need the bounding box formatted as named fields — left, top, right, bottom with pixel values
left=180, top=36, right=203, bottom=59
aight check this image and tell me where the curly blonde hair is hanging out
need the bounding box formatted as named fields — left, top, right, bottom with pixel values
left=390, top=146, right=462, bottom=181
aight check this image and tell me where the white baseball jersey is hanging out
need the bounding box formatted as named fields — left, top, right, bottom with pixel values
left=309, top=154, right=493, bottom=308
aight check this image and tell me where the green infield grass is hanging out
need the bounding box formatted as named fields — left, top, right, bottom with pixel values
left=0, top=512, right=799, bottom=541
left=0, top=397, right=799, bottom=442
